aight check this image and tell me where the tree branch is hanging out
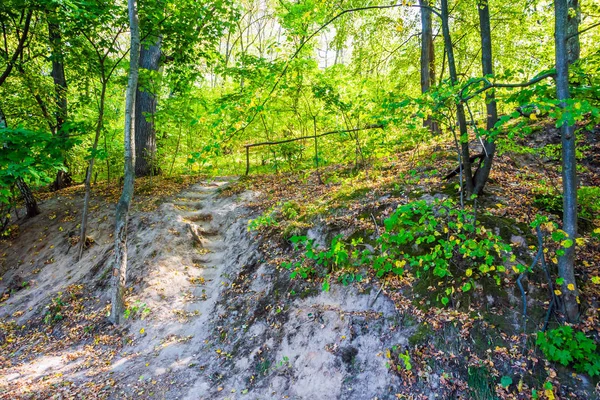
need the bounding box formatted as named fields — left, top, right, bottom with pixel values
left=460, top=69, right=555, bottom=102
left=0, top=10, right=33, bottom=87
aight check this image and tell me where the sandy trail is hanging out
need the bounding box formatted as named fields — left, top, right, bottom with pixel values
left=1, top=178, right=420, bottom=399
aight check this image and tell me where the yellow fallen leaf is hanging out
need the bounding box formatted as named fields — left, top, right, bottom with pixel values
left=140, top=328, right=145, bottom=334
left=554, top=290, right=562, bottom=296
left=466, top=269, right=473, bottom=277
left=567, top=283, right=575, bottom=291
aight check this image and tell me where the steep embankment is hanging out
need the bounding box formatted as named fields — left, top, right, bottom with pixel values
left=0, top=177, right=434, bottom=399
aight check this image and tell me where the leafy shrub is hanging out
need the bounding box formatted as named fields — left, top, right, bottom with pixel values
left=283, top=199, right=518, bottom=305
left=374, top=199, right=516, bottom=305
left=44, top=294, right=65, bottom=324
left=247, top=213, right=278, bottom=231
left=124, top=300, right=151, bottom=320
left=536, top=326, right=600, bottom=376
left=281, top=201, right=300, bottom=220
left=578, top=186, right=600, bottom=221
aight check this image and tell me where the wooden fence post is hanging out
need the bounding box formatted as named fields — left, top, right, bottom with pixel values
left=245, top=146, right=250, bottom=175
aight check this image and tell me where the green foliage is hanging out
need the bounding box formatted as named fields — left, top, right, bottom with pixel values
left=374, top=199, right=514, bottom=304
left=281, top=201, right=300, bottom=220
left=123, top=300, right=151, bottom=320
left=533, top=186, right=600, bottom=221
left=536, top=326, right=600, bottom=376
left=247, top=213, right=278, bottom=231
left=500, top=375, right=512, bottom=388
left=0, top=126, right=75, bottom=205
left=283, top=199, right=517, bottom=303
left=44, top=294, right=65, bottom=325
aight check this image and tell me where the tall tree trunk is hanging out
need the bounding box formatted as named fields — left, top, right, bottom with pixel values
left=567, top=0, right=580, bottom=65
left=110, top=0, right=140, bottom=325
left=78, top=81, right=107, bottom=261
left=0, top=106, right=40, bottom=218
left=441, top=0, right=473, bottom=193
left=419, top=0, right=439, bottom=134
left=48, top=15, right=72, bottom=191
left=134, top=37, right=161, bottom=177
left=555, top=0, right=579, bottom=323
left=472, top=0, right=498, bottom=195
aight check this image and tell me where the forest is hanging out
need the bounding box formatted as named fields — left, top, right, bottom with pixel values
left=1, top=0, right=599, bottom=398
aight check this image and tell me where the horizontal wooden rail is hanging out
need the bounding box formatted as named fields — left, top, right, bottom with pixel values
left=244, top=124, right=383, bottom=175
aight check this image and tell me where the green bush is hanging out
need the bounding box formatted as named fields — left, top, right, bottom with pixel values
left=283, top=199, right=518, bottom=305
left=536, top=326, right=600, bottom=376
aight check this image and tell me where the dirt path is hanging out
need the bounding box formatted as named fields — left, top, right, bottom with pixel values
left=1, top=178, right=425, bottom=399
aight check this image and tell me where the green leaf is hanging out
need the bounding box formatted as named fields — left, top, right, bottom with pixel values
left=500, top=375, right=513, bottom=388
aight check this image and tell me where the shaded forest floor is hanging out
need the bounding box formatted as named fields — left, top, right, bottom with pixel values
left=0, top=124, right=599, bottom=399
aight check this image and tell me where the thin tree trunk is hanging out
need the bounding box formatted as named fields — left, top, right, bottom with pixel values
left=110, top=0, right=140, bottom=325
left=134, top=37, right=161, bottom=177
left=441, top=0, right=473, bottom=193
left=472, top=0, right=498, bottom=195
left=419, top=0, right=439, bottom=134
left=78, top=81, right=107, bottom=261
left=555, top=0, right=579, bottom=322
left=48, top=16, right=72, bottom=191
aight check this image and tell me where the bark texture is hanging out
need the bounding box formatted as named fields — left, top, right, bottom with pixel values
left=419, top=0, right=439, bottom=134
left=472, top=0, right=498, bottom=195
left=441, top=0, right=473, bottom=193
left=48, top=16, right=72, bottom=191
left=555, top=0, right=579, bottom=322
left=110, top=0, right=140, bottom=325
left=134, top=37, right=161, bottom=177
left=16, top=177, right=40, bottom=218
left=567, top=0, right=580, bottom=65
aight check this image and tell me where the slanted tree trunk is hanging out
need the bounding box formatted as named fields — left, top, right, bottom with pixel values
left=0, top=106, right=40, bottom=218
left=419, top=0, right=439, bottom=134
left=134, top=37, right=161, bottom=177
left=110, top=0, right=140, bottom=325
left=555, top=0, right=579, bottom=323
left=16, top=178, right=40, bottom=218
left=440, top=0, right=473, bottom=193
left=472, top=0, right=498, bottom=195
left=567, top=0, right=580, bottom=65
left=48, top=15, right=72, bottom=191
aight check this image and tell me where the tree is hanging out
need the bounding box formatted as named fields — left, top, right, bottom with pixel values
left=440, top=0, right=473, bottom=194
left=47, top=7, right=71, bottom=191
left=76, top=2, right=129, bottom=260
left=554, top=0, right=579, bottom=322
left=134, top=37, right=162, bottom=177
left=419, top=0, right=439, bottom=134
left=110, top=0, right=140, bottom=325
left=472, top=0, right=498, bottom=195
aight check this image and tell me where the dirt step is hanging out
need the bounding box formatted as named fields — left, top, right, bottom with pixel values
left=182, top=212, right=213, bottom=222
